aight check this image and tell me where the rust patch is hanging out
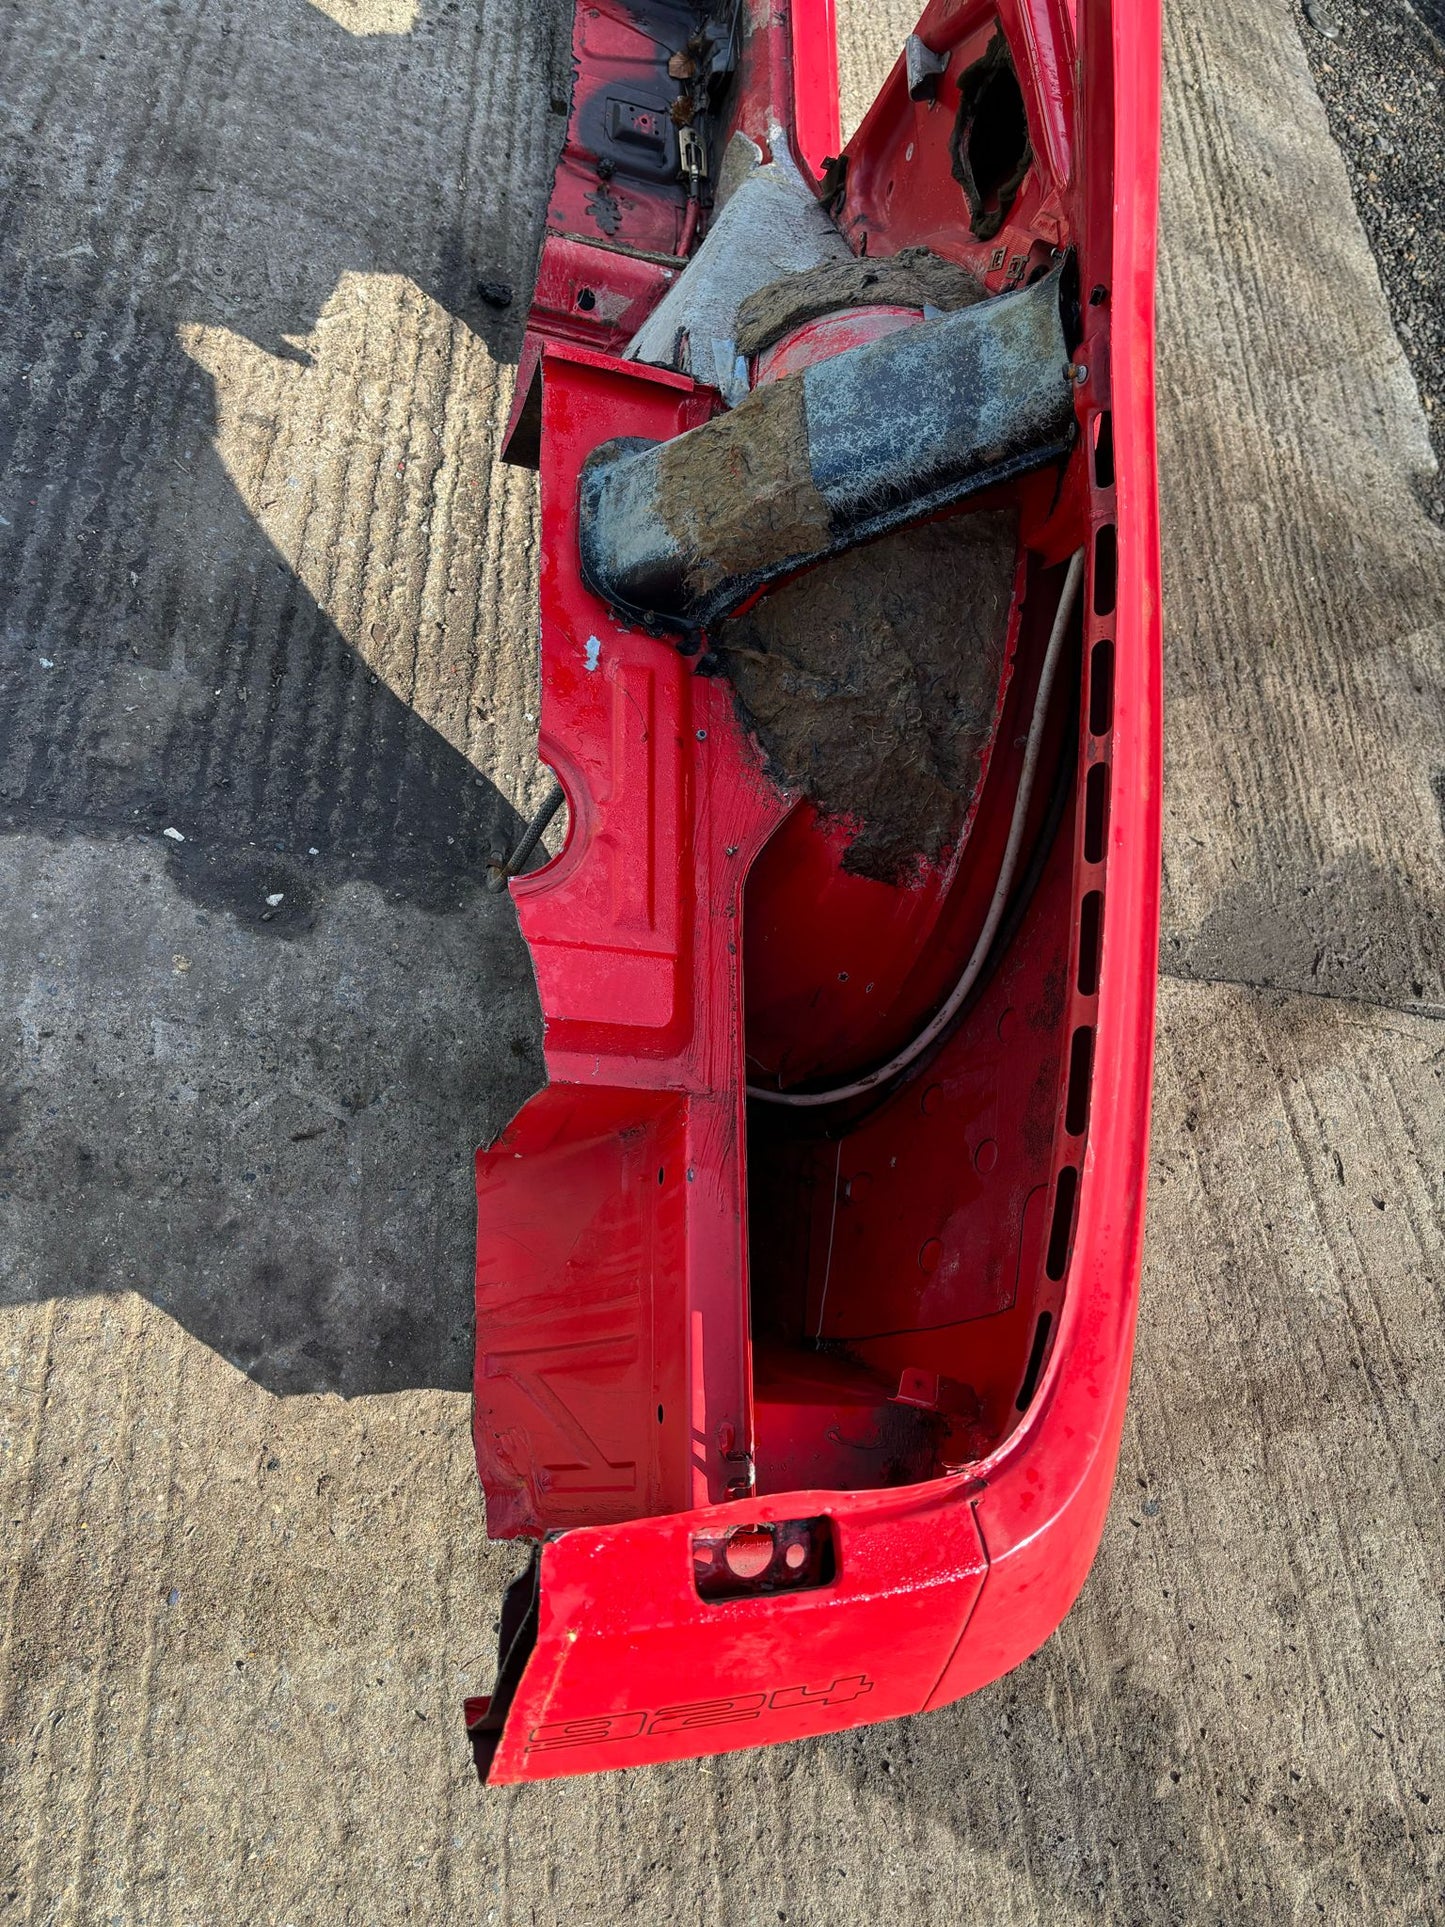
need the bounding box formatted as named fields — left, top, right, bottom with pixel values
left=585, top=185, right=623, bottom=237
left=655, top=375, right=832, bottom=599
left=735, top=247, right=986, bottom=357
left=715, top=511, right=1017, bottom=883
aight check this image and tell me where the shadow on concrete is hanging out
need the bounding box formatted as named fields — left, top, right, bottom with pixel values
left=0, top=0, right=567, bottom=1394
left=0, top=0, right=570, bottom=926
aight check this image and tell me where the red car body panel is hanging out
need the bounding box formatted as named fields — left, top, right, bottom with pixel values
left=468, top=0, right=1162, bottom=1782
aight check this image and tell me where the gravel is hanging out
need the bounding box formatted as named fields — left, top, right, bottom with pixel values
left=1295, top=0, right=1445, bottom=516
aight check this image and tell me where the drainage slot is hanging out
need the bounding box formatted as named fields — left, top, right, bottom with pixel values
left=1093, top=523, right=1117, bottom=617
left=1092, top=411, right=1115, bottom=489
left=1045, top=1166, right=1079, bottom=1280
left=1089, top=638, right=1114, bottom=736
left=1065, top=1026, right=1094, bottom=1137
left=1016, top=1310, right=1054, bottom=1410
left=1084, top=762, right=1109, bottom=864
left=1078, top=889, right=1103, bottom=996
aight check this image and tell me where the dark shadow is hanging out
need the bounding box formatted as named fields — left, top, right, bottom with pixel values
left=0, top=0, right=571, bottom=921
left=0, top=0, right=570, bottom=1394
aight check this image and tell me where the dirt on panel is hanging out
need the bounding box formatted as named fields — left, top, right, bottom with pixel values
left=714, top=510, right=1017, bottom=880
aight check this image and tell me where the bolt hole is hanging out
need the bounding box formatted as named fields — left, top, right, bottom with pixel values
left=724, top=1529, right=774, bottom=1580
left=576, top=287, right=597, bottom=311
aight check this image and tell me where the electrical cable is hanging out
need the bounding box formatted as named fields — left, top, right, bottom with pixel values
left=746, top=547, right=1085, bottom=1109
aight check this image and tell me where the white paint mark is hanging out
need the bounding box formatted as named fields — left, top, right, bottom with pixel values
left=584, top=635, right=602, bottom=673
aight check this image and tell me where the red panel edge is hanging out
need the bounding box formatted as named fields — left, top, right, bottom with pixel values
left=791, top=0, right=842, bottom=180
left=926, top=0, right=1163, bottom=1707
left=471, top=0, right=1163, bottom=1783
left=481, top=1482, right=989, bottom=1783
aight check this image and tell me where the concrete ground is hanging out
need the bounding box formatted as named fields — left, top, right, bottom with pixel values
left=1294, top=0, right=1445, bottom=495
left=1, top=0, right=1441, bottom=1921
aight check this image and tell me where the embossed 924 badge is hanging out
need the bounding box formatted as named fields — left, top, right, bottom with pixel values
left=526, top=1675, right=875, bottom=1753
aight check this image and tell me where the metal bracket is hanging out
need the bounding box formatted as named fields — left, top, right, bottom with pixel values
left=906, top=33, right=950, bottom=101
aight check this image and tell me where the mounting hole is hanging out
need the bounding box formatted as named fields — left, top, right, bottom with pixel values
left=724, top=1529, right=774, bottom=1579
left=576, top=287, right=597, bottom=311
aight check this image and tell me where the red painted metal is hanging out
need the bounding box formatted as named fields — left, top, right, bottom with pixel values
left=545, top=3, right=693, bottom=260
left=470, top=0, right=1162, bottom=1782
left=790, top=0, right=843, bottom=181
left=477, top=343, right=786, bottom=1535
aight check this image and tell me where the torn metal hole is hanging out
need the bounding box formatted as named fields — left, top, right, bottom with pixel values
left=950, top=29, right=1033, bottom=241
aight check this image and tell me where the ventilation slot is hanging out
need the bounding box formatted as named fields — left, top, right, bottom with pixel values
left=1089, top=638, right=1114, bottom=736
left=1045, top=1166, right=1079, bottom=1281
left=1016, top=1310, right=1054, bottom=1411
left=1065, top=1026, right=1094, bottom=1137
left=1092, top=411, right=1115, bottom=489
left=1092, top=523, right=1117, bottom=617
left=1078, top=889, right=1103, bottom=996
left=1084, top=762, right=1109, bottom=864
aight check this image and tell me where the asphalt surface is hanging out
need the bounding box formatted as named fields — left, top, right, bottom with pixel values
left=1295, top=0, right=1445, bottom=506
left=1, top=1, right=1443, bottom=1922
